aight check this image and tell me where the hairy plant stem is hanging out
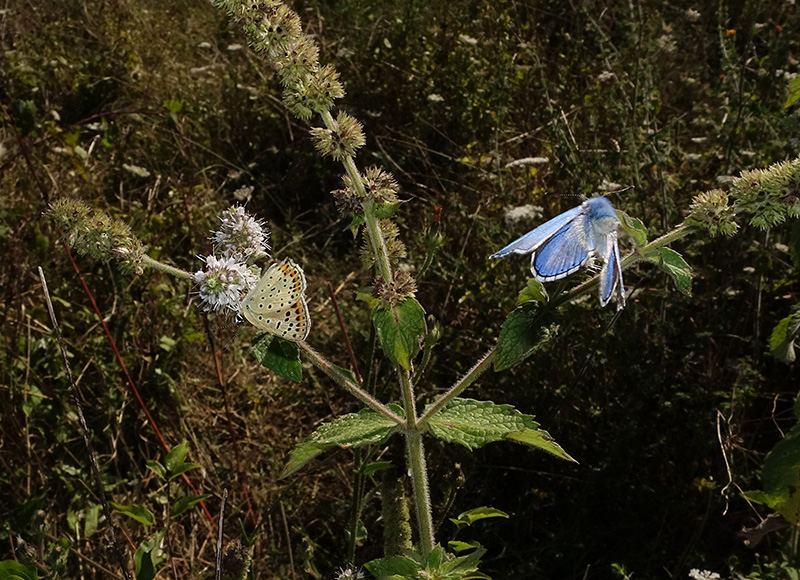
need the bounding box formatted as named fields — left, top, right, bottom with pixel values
left=418, top=347, right=497, bottom=426
left=405, top=429, right=435, bottom=555
left=298, top=341, right=405, bottom=425
left=398, top=367, right=435, bottom=555
left=141, top=254, right=194, bottom=280
left=319, top=110, right=394, bottom=282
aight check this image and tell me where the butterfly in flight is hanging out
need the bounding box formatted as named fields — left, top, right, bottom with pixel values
left=240, top=257, right=310, bottom=341
left=491, top=196, right=626, bottom=309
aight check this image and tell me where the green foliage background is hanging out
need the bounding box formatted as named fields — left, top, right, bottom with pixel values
left=1, top=0, right=799, bottom=578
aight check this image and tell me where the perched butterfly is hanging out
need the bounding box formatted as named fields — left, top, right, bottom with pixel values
left=491, top=196, right=626, bottom=309
left=240, top=257, right=310, bottom=341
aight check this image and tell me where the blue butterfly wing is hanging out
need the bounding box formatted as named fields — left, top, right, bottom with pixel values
left=490, top=205, right=585, bottom=259
left=531, top=211, right=595, bottom=281
left=598, top=231, right=625, bottom=309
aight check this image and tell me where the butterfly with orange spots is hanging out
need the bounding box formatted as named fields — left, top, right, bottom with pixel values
left=240, top=258, right=310, bottom=341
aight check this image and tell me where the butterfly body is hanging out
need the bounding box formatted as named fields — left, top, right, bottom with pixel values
left=241, top=258, right=310, bottom=341
left=491, top=197, right=625, bottom=309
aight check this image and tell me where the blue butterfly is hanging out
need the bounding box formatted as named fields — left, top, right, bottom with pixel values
left=491, top=196, right=626, bottom=309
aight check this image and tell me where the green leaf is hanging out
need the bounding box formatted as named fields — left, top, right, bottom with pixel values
left=145, top=460, right=166, bottom=480
left=281, top=406, right=403, bottom=478
left=250, top=332, right=302, bottom=382
left=617, top=210, right=648, bottom=248
left=495, top=301, right=558, bottom=371
left=786, top=75, right=800, bottom=108
left=506, top=428, right=576, bottom=462
left=360, top=461, right=393, bottom=476
left=168, top=462, right=201, bottom=480
left=171, top=493, right=212, bottom=518
left=372, top=298, right=427, bottom=370
left=0, top=560, right=38, bottom=580
left=365, top=555, right=420, bottom=580
left=84, top=504, right=100, bottom=538
left=655, top=247, right=693, bottom=295
left=760, top=424, right=800, bottom=525
left=163, top=99, right=184, bottom=113
left=769, top=305, right=800, bottom=364
left=164, top=441, right=189, bottom=473
left=426, top=398, right=575, bottom=461
left=110, top=502, right=155, bottom=527
left=516, top=278, right=548, bottom=305
left=134, top=532, right=165, bottom=580
left=450, top=506, right=509, bottom=527
left=448, top=540, right=482, bottom=553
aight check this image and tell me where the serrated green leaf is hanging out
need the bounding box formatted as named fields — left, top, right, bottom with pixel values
left=617, top=210, right=648, bottom=247
left=372, top=298, right=427, bottom=370
left=375, top=202, right=401, bottom=218
left=164, top=441, right=189, bottom=473
left=506, top=428, right=576, bottom=462
left=516, top=278, right=548, bottom=305
left=145, top=460, right=166, bottom=480
left=426, top=398, right=574, bottom=461
left=655, top=247, right=693, bottom=295
left=84, top=504, right=100, bottom=538
left=250, top=332, right=302, bottom=382
left=786, top=75, right=800, bottom=108
left=365, top=555, right=420, bottom=580
left=171, top=493, right=212, bottom=518
left=0, top=560, right=38, bottom=580
left=769, top=305, right=800, bottom=364
left=495, top=301, right=558, bottom=371
left=450, top=506, right=509, bottom=527
left=281, top=406, right=403, bottom=478
left=109, top=502, right=155, bottom=526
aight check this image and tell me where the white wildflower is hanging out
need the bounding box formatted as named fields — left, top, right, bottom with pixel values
left=193, top=254, right=258, bottom=314
left=688, top=570, right=720, bottom=580
left=212, top=205, right=270, bottom=262
left=503, top=204, right=543, bottom=226
left=336, top=567, right=365, bottom=580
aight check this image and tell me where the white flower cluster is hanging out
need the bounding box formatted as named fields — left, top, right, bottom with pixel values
left=194, top=205, right=269, bottom=314
left=688, top=569, right=721, bottom=580
left=212, top=205, right=270, bottom=260
left=335, top=566, right=365, bottom=580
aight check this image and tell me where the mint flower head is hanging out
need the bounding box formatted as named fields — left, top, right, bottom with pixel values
left=193, top=254, right=258, bottom=314
left=335, top=567, right=365, bottom=580
left=212, top=205, right=270, bottom=262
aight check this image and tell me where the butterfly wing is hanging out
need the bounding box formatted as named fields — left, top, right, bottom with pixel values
left=490, top=205, right=585, bottom=259
left=241, top=258, right=310, bottom=341
left=530, top=209, right=595, bottom=281
left=598, top=231, right=625, bottom=310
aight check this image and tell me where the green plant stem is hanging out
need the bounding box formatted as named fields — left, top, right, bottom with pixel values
left=418, top=347, right=497, bottom=426
left=141, top=254, right=194, bottom=280
left=398, top=367, right=436, bottom=555
left=557, top=222, right=692, bottom=307
left=405, top=429, right=435, bottom=556
left=319, top=110, right=394, bottom=282
left=298, top=341, right=405, bottom=426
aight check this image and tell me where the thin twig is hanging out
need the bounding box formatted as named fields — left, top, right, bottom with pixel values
left=327, top=282, right=362, bottom=384
left=215, top=489, right=228, bottom=580
left=203, top=316, right=257, bottom=527
left=38, top=267, right=132, bottom=580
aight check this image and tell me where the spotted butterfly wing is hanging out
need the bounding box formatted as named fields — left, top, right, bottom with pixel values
left=241, top=258, right=310, bottom=341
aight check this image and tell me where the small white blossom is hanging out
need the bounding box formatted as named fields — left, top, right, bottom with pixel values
left=212, top=205, right=270, bottom=262
left=336, top=567, right=365, bottom=580
left=688, top=569, right=721, bottom=580
left=503, top=204, right=543, bottom=226
left=193, top=254, right=258, bottom=314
